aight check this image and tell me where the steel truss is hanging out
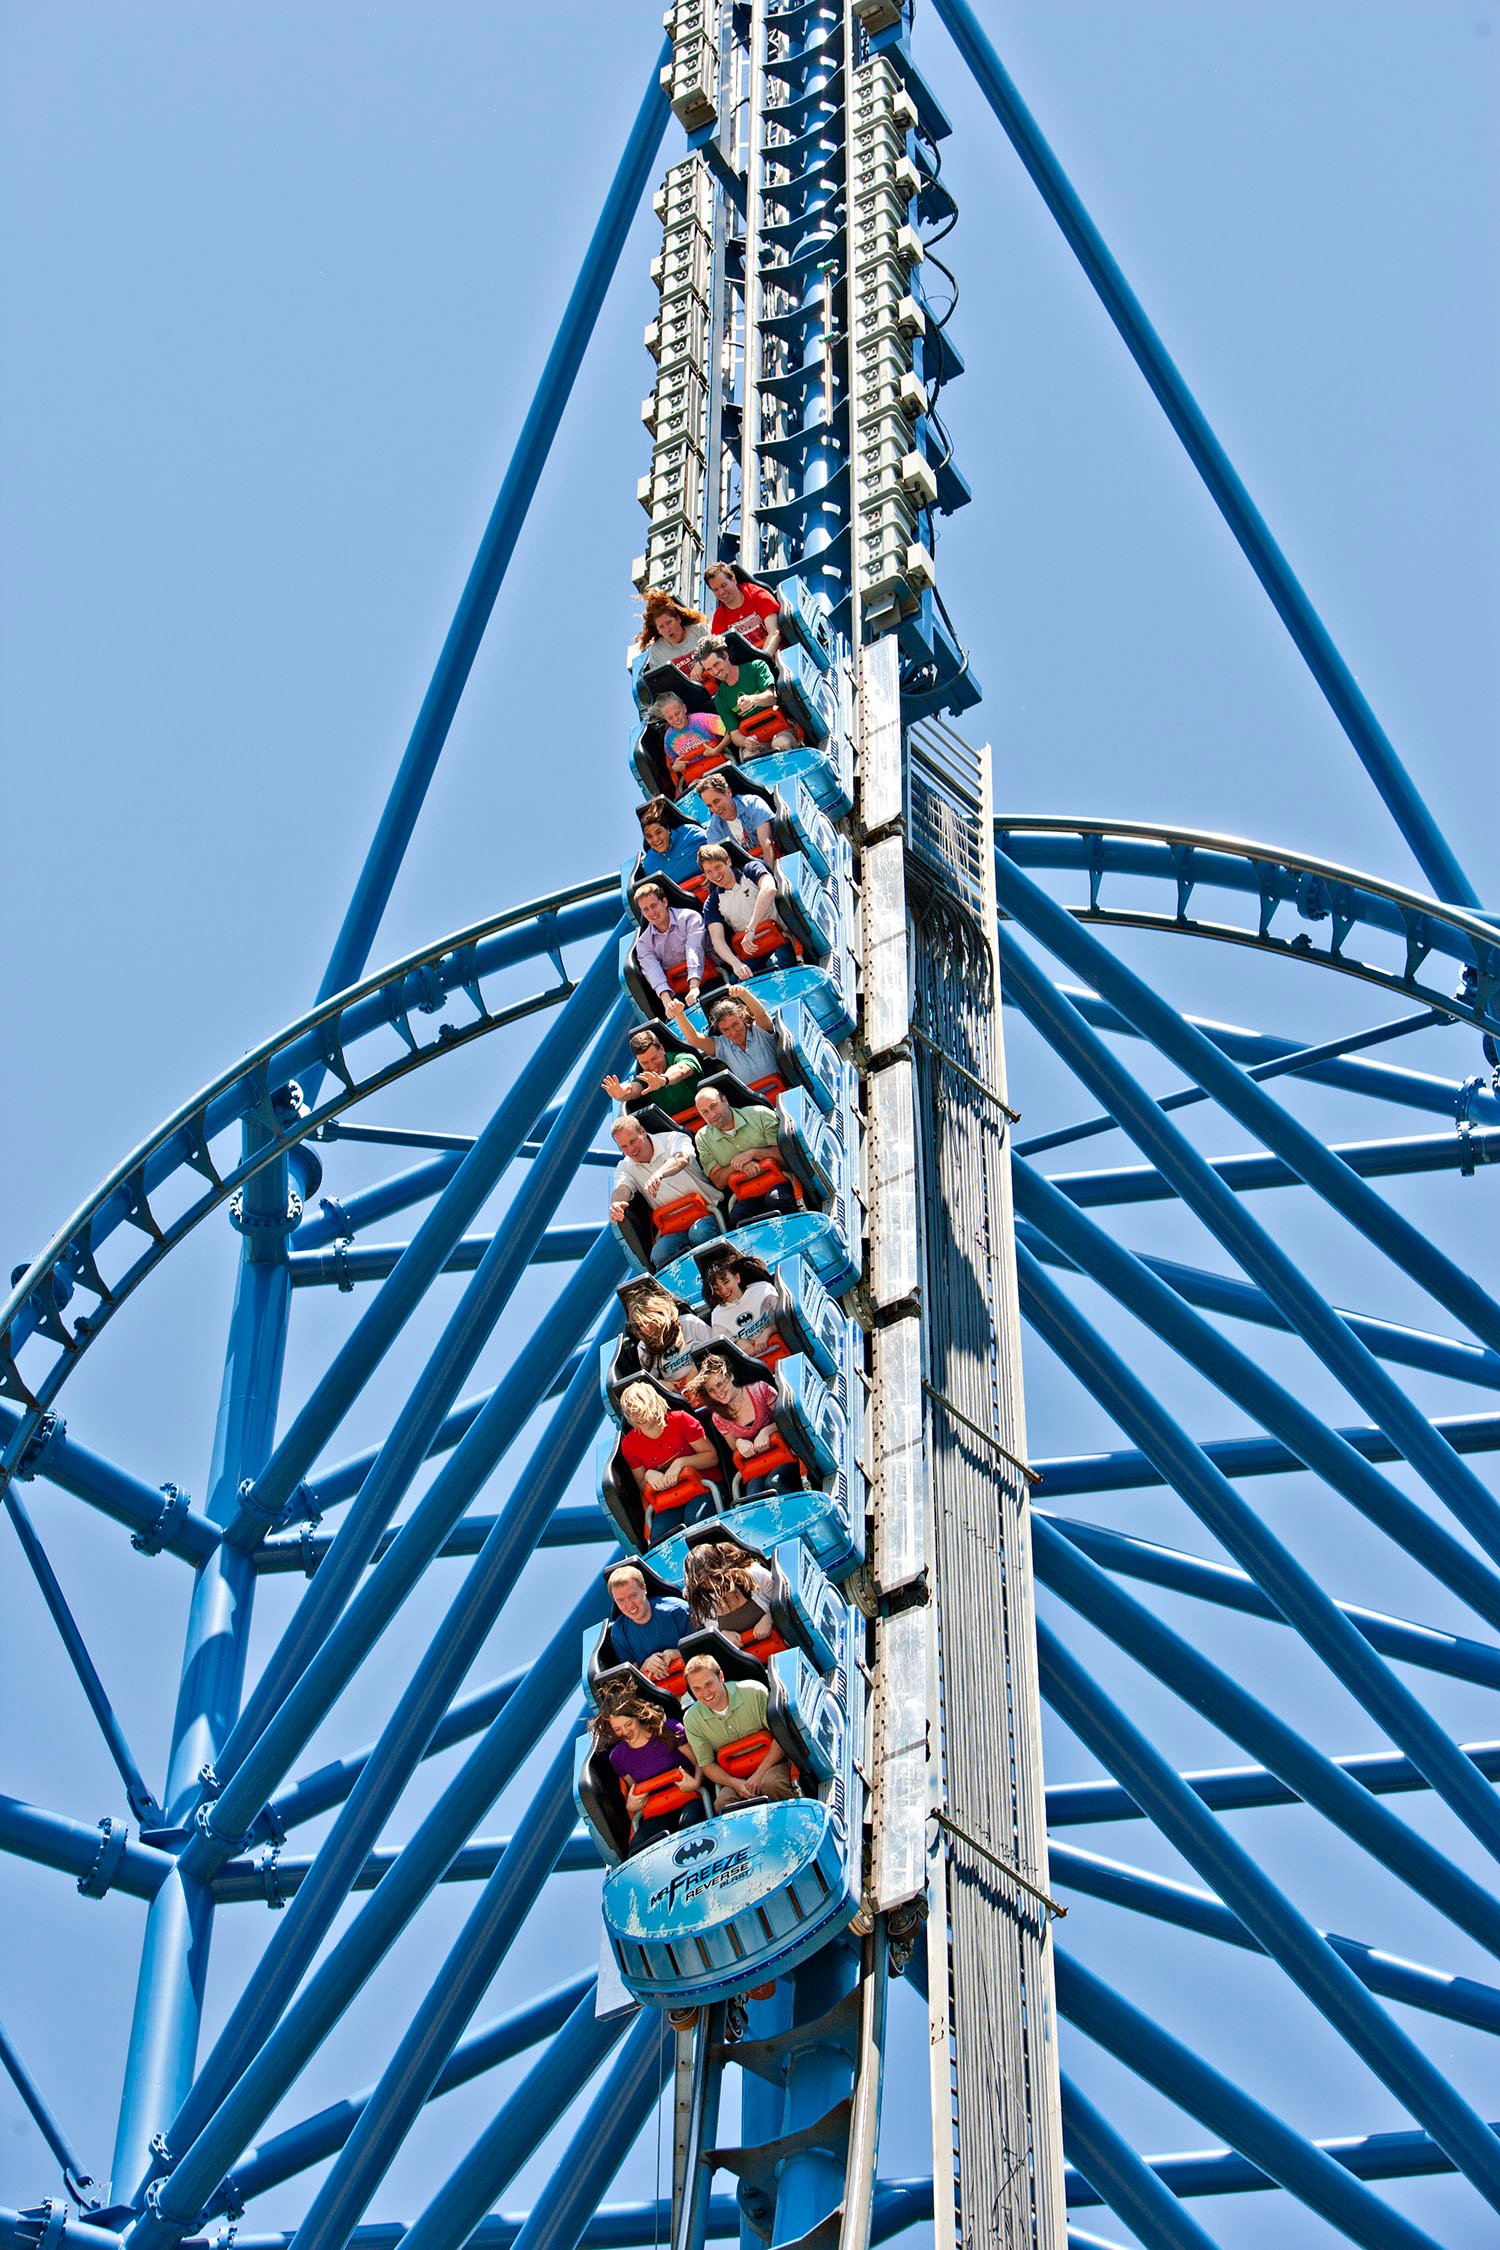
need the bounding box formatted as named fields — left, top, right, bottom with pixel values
left=5, top=6, right=1497, bottom=2250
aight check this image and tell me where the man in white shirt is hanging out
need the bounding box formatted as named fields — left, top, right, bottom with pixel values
left=609, top=1114, right=725, bottom=1268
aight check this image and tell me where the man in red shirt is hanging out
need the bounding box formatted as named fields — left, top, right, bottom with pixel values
left=705, top=562, right=784, bottom=660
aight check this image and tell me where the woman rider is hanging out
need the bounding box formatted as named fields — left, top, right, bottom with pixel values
left=592, top=1692, right=705, bottom=1856
left=620, top=1283, right=712, bottom=1394
left=698, top=1351, right=803, bottom=1496
left=635, top=588, right=709, bottom=682
left=635, top=796, right=710, bottom=891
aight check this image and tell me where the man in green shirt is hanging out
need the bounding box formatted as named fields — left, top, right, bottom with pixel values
left=692, top=1086, right=798, bottom=1222
left=697, top=636, right=798, bottom=755
left=682, top=1654, right=795, bottom=1811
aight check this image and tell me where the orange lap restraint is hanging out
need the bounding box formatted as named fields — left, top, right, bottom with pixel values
left=652, top=1192, right=713, bottom=1236
left=735, top=704, right=802, bottom=747
left=648, top=1468, right=710, bottom=1518
left=740, top=1627, right=790, bottom=1660
left=733, top=918, right=794, bottom=963
left=748, top=1072, right=788, bottom=1098
left=739, top=1431, right=804, bottom=1486
left=725, top=1157, right=797, bottom=1204
left=676, top=741, right=731, bottom=787
left=713, top=1728, right=799, bottom=1789
left=623, top=1768, right=701, bottom=1824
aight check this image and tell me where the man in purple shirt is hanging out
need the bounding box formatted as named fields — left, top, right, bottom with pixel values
left=632, top=880, right=707, bottom=1008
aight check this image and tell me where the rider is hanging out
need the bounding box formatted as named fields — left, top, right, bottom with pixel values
left=609, top=1114, right=725, bottom=1268
left=692, top=1086, right=797, bottom=1224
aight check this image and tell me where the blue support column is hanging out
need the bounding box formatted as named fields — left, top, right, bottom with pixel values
left=771, top=1946, right=860, bottom=2245
left=135, top=1585, right=606, bottom=2232
left=282, top=1739, right=585, bottom=2250
left=202, top=1977, right=592, bottom=2213
left=1013, top=1157, right=1500, bottom=1635
left=996, top=914, right=1500, bottom=1570
left=1014, top=1248, right=1500, bottom=1864
left=502, top=2012, right=667, bottom=2250
left=314, top=43, right=672, bottom=1010
left=1049, top=1842, right=1500, bottom=2034
left=189, top=1235, right=622, bottom=1878
left=0, top=1404, right=218, bottom=1563
left=935, top=0, right=1481, bottom=908
left=1028, top=1505, right=1500, bottom=1961
left=2, top=1489, right=163, bottom=1824
left=113, top=1128, right=294, bottom=2203
left=222, top=933, right=624, bottom=1555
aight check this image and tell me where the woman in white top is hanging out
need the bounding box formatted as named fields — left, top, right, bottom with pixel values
left=622, top=1283, right=714, bottom=1395
left=635, top=589, right=708, bottom=682
left=701, top=1249, right=781, bottom=1363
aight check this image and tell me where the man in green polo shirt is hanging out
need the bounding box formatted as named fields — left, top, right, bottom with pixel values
left=682, top=1654, right=795, bottom=1811
left=697, top=637, right=798, bottom=755
left=692, top=1085, right=798, bottom=1223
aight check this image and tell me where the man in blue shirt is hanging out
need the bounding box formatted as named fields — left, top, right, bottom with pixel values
left=606, top=1564, right=692, bottom=1683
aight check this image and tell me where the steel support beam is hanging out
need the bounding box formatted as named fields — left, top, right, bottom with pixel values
left=935, top=0, right=1480, bottom=906
left=313, top=42, right=673, bottom=1008
left=1053, top=1951, right=1446, bottom=2250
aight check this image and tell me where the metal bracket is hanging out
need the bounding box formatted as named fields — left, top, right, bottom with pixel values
left=13, top=1410, right=66, bottom=1482
left=921, top=1380, right=1041, bottom=1486
left=131, top=1481, right=190, bottom=1557
left=257, top=1842, right=286, bottom=1910
left=76, top=1816, right=129, bottom=1900
left=930, top=1807, right=1066, bottom=1920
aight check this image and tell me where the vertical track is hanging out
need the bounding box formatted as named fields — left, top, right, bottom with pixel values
left=909, top=731, right=1066, bottom=2247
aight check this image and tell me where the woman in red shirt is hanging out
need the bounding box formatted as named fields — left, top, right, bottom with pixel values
left=618, top=1380, right=719, bottom=1543
left=704, top=562, right=784, bottom=661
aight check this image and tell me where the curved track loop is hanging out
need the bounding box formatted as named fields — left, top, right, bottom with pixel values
left=995, top=816, right=1500, bottom=1034
left=0, top=879, right=617, bottom=1466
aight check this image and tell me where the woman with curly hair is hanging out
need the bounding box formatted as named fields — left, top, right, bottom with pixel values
left=591, top=1690, right=704, bottom=1855
left=635, top=588, right=708, bottom=682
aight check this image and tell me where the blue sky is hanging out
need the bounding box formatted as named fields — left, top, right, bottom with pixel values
left=2, top=4, right=1496, bottom=2243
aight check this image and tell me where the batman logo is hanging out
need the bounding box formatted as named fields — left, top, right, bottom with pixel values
left=673, top=1833, right=717, bottom=1867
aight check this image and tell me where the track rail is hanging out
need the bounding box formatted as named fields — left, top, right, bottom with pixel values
left=995, top=817, right=1500, bottom=1033
left=0, top=879, right=617, bottom=1473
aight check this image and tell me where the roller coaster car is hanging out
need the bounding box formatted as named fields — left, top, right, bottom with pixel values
left=605, top=1351, right=858, bottom=1581
left=654, top=1088, right=860, bottom=1300
left=773, top=573, right=833, bottom=673
left=675, top=1524, right=843, bottom=1674
left=586, top=1532, right=838, bottom=1703
left=620, top=876, right=727, bottom=1018
left=690, top=1250, right=856, bottom=1400
left=590, top=1597, right=864, bottom=2007
left=723, top=647, right=850, bottom=820
left=704, top=859, right=856, bottom=1044
left=603, top=1277, right=712, bottom=1407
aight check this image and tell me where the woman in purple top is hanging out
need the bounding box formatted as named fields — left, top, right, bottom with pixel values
left=594, top=1695, right=705, bottom=1856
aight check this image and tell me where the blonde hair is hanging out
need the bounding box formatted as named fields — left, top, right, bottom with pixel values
left=620, top=1381, right=668, bottom=1436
